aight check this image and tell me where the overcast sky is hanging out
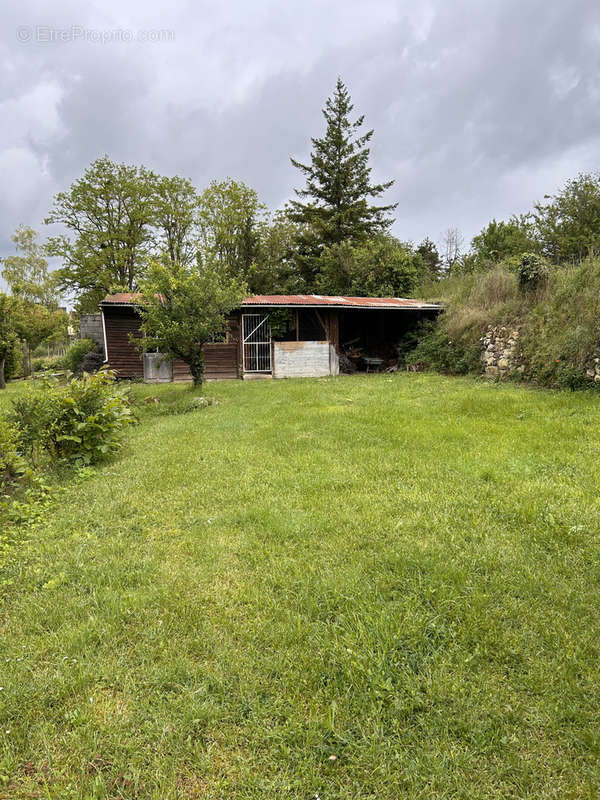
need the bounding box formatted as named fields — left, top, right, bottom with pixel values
left=1, top=0, right=600, bottom=268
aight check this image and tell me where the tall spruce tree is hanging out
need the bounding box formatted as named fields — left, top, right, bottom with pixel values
left=289, top=78, right=397, bottom=288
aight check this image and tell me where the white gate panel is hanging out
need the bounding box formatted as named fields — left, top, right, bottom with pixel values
left=242, top=314, right=271, bottom=372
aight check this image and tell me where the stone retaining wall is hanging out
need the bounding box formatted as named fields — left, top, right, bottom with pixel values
left=482, top=327, right=600, bottom=385
left=585, top=357, right=600, bottom=384
left=481, top=326, right=523, bottom=378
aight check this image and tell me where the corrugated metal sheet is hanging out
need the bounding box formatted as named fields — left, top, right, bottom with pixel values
left=101, top=293, right=143, bottom=305
left=242, top=295, right=440, bottom=309
left=101, top=293, right=440, bottom=310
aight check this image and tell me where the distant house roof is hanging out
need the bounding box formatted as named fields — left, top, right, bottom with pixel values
left=101, top=293, right=440, bottom=311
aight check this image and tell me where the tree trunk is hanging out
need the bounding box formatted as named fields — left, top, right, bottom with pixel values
left=21, top=341, right=30, bottom=378
left=189, top=349, right=205, bottom=388
left=0, top=357, right=6, bottom=390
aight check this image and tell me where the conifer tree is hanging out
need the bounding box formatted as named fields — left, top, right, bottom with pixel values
left=289, top=78, right=397, bottom=287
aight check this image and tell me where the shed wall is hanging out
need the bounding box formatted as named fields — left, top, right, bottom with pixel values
left=273, top=341, right=336, bottom=378
left=102, top=306, right=240, bottom=380
left=80, top=314, right=105, bottom=353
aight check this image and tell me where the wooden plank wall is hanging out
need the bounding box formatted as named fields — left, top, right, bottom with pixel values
left=172, top=344, right=239, bottom=382
left=103, top=306, right=240, bottom=381
left=103, top=306, right=144, bottom=378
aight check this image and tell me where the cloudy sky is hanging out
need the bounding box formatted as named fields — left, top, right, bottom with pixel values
left=1, top=0, right=599, bottom=267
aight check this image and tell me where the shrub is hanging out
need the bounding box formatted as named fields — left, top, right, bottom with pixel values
left=4, top=340, right=23, bottom=381
left=0, top=419, right=26, bottom=494
left=406, top=320, right=482, bottom=375
left=31, top=355, right=64, bottom=373
left=9, top=370, right=136, bottom=465
left=62, top=338, right=96, bottom=373
left=80, top=344, right=105, bottom=373
left=518, top=253, right=549, bottom=292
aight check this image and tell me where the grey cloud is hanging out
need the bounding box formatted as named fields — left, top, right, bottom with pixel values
left=1, top=0, right=600, bottom=265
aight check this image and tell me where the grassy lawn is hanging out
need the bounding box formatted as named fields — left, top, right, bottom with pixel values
left=1, top=374, right=599, bottom=798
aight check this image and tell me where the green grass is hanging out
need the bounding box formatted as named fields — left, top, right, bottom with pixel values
left=1, top=374, right=599, bottom=798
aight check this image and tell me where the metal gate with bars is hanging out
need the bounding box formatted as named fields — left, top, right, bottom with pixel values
left=242, top=313, right=271, bottom=372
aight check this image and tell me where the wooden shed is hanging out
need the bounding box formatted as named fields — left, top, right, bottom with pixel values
left=100, top=294, right=440, bottom=381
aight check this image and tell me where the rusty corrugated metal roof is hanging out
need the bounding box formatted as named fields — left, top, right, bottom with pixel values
left=242, top=294, right=440, bottom=309
left=101, top=292, right=439, bottom=310
left=101, top=292, right=143, bottom=304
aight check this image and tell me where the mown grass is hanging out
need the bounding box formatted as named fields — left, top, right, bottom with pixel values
left=1, top=374, right=599, bottom=798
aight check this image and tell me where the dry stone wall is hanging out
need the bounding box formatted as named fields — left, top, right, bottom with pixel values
left=481, top=326, right=523, bottom=378
left=585, top=357, right=600, bottom=384
left=482, top=327, right=600, bottom=385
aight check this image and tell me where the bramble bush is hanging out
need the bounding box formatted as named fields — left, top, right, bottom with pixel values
left=8, top=369, right=136, bottom=465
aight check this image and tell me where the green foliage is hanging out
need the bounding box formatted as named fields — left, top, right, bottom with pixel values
left=80, top=344, right=105, bottom=373
left=517, top=259, right=600, bottom=388
left=407, top=320, right=482, bottom=374
left=7, top=370, right=135, bottom=465
left=197, top=179, right=267, bottom=290
left=151, top=174, right=198, bottom=267
left=12, top=301, right=68, bottom=353
left=1, top=225, right=59, bottom=307
left=415, top=237, right=443, bottom=281
left=534, top=172, right=600, bottom=263
left=31, top=354, right=64, bottom=374
left=137, top=261, right=247, bottom=386
left=253, top=210, right=306, bottom=294
left=3, top=337, right=22, bottom=381
left=289, top=78, right=396, bottom=288
left=316, top=235, right=419, bottom=296
left=470, top=216, right=538, bottom=269
left=267, top=308, right=295, bottom=340
left=61, top=338, right=96, bottom=373
left=416, top=257, right=600, bottom=389
left=45, top=156, right=156, bottom=312
left=0, top=294, right=20, bottom=390
left=0, top=418, right=26, bottom=494
left=518, top=252, right=549, bottom=291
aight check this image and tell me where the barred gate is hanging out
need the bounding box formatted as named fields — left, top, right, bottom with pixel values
left=242, top=313, right=271, bottom=372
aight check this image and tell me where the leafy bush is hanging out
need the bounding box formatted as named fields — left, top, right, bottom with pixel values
left=518, top=253, right=549, bottom=291
left=31, top=355, right=64, bottom=373
left=8, top=370, right=136, bottom=465
left=406, top=320, right=482, bottom=375
left=62, top=338, right=96, bottom=373
left=4, top=340, right=23, bottom=380
left=0, top=419, right=26, bottom=494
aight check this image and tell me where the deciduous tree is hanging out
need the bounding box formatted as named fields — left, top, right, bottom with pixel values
left=470, top=216, right=537, bottom=268
left=0, top=294, right=18, bottom=390
left=196, top=179, right=266, bottom=289
left=136, top=261, right=246, bottom=387
left=534, top=172, right=600, bottom=263
left=151, top=175, right=199, bottom=267
left=316, top=235, right=419, bottom=297
left=1, top=226, right=58, bottom=308
left=45, top=156, right=155, bottom=311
